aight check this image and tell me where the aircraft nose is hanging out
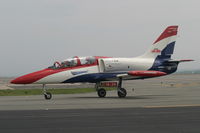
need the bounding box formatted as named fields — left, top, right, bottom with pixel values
left=10, top=69, right=53, bottom=84
left=10, top=74, right=38, bottom=84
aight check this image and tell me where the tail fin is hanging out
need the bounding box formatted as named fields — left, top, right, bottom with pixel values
left=142, top=26, right=178, bottom=59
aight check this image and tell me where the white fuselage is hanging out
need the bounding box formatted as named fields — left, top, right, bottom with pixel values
left=34, top=57, right=155, bottom=84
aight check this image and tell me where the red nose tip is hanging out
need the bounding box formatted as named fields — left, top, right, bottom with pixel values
left=10, top=75, right=36, bottom=84
left=10, top=69, right=53, bottom=84
left=10, top=78, right=20, bottom=84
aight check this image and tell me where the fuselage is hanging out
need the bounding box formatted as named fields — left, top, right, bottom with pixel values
left=11, top=56, right=177, bottom=84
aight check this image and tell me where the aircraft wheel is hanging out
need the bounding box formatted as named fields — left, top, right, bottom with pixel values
left=97, top=88, right=106, bottom=98
left=118, top=88, right=127, bottom=98
left=44, top=92, right=52, bottom=100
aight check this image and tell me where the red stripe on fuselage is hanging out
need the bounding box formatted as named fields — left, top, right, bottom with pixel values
left=128, top=71, right=167, bottom=77
left=11, top=64, right=98, bottom=84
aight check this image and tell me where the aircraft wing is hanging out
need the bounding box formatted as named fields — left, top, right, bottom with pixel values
left=117, top=70, right=167, bottom=78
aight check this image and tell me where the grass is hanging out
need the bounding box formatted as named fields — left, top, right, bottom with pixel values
left=0, top=88, right=116, bottom=96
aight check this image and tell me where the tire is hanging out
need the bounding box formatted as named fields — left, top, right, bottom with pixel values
left=44, top=92, right=52, bottom=100
left=97, top=88, right=106, bottom=98
left=118, top=88, right=127, bottom=98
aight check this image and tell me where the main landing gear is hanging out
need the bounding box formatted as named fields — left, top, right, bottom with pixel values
left=97, top=88, right=107, bottom=98
left=95, top=77, right=127, bottom=98
left=117, top=77, right=127, bottom=98
left=42, top=84, right=52, bottom=100
left=95, top=83, right=106, bottom=98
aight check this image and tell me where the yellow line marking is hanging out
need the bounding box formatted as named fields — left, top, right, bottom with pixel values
left=143, top=104, right=200, bottom=108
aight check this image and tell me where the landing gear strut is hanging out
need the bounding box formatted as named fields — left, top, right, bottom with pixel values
left=117, top=77, right=127, bottom=98
left=43, top=84, right=52, bottom=100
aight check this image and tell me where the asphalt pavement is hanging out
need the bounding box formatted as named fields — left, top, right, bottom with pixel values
left=0, top=107, right=200, bottom=133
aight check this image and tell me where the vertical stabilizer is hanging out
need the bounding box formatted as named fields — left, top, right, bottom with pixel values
left=142, top=26, right=178, bottom=59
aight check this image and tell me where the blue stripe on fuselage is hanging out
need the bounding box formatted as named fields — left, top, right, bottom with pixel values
left=62, top=72, right=125, bottom=83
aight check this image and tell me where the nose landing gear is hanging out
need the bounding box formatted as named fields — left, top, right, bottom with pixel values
left=43, top=84, right=52, bottom=100
left=44, top=92, right=52, bottom=100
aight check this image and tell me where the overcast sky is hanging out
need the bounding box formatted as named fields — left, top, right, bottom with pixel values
left=0, top=0, right=199, bottom=77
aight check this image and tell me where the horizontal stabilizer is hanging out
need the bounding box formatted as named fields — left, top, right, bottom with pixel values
left=166, top=59, right=194, bottom=63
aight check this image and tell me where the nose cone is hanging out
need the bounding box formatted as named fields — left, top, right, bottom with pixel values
left=10, top=74, right=36, bottom=84
left=10, top=69, right=54, bottom=84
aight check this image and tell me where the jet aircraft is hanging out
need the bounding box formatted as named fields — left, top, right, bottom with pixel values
left=11, top=26, right=193, bottom=99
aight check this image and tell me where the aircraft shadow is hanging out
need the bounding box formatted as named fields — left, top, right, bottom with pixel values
left=66, top=94, right=174, bottom=100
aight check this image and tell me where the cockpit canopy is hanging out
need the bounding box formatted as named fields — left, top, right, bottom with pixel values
left=48, top=56, right=97, bottom=69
